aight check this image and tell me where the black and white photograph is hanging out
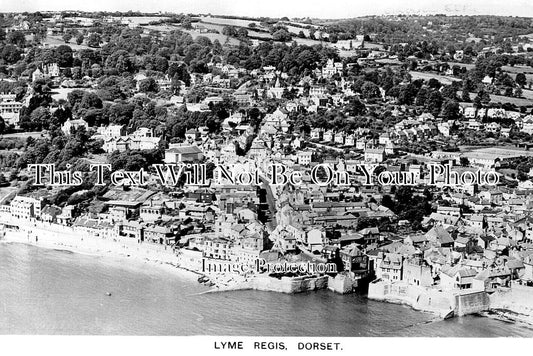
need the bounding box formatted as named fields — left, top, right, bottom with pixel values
left=2, top=0, right=533, bottom=353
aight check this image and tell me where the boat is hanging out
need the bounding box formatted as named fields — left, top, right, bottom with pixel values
left=443, top=309, right=454, bottom=319
left=197, top=275, right=211, bottom=284
left=106, top=292, right=112, bottom=297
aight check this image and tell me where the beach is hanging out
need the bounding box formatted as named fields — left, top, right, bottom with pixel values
left=0, top=216, right=201, bottom=284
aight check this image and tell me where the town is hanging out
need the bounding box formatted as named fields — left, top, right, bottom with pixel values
left=2, top=10, right=533, bottom=323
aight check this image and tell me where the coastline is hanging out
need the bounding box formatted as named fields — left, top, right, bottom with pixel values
left=0, top=227, right=203, bottom=284
left=3, top=219, right=533, bottom=329
left=367, top=281, right=533, bottom=327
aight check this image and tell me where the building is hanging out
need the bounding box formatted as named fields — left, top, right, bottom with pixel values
left=10, top=195, right=45, bottom=220
left=340, top=244, right=368, bottom=274
left=62, top=119, right=89, bottom=135
left=164, top=145, right=204, bottom=163
left=364, top=148, right=386, bottom=163
left=0, top=94, right=23, bottom=126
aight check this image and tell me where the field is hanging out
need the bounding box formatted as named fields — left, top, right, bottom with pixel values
left=182, top=30, right=241, bottom=46
left=409, top=71, right=462, bottom=85
left=118, top=16, right=171, bottom=25
left=197, top=16, right=261, bottom=28
left=1, top=131, right=46, bottom=139
left=43, top=35, right=92, bottom=50
left=459, top=91, right=533, bottom=107
left=0, top=187, right=17, bottom=205
left=501, top=65, right=533, bottom=74
left=445, top=62, right=475, bottom=70
left=50, top=88, right=96, bottom=102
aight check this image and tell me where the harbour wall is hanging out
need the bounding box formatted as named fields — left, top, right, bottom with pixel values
left=251, top=274, right=328, bottom=293
left=489, top=283, right=533, bottom=322
left=368, top=280, right=489, bottom=318
left=327, top=273, right=359, bottom=294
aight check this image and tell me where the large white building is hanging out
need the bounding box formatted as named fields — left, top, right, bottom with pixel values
left=10, top=196, right=45, bottom=220
left=0, top=93, right=23, bottom=126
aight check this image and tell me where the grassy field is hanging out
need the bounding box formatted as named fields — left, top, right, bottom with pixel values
left=409, top=71, right=462, bottom=85
left=445, top=61, right=475, bottom=70
left=501, top=65, right=533, bottom=74
left=43, top=35, right=92, bottom=51
left=521, top=89, right=533, bottom=100
left=0, top=187, right=17, bottom=205
left=459, top=91, right=533, bottom=106
left=182, top=30, right=241, bottom=46
left=1, top=132, right=46, bottom=139
left=50, top=88, right=96, bottom=102
left=197, top=16, right=261, bottom=28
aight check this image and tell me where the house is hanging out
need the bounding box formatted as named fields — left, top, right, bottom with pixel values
left=473, top=268, right=511, bottom=291
left=306, top=228, right=325, bottom=252
left=185, top=129, right=200, bottom=143
left=233, top=235, right=267, bottom=266
left=62, top=119, right=89, bottom=135
left=404, top=234, right=428, bottom=247
left=164, top=145, right=204, bottom=163
left=10, top=195, right=45, bottom=220
left=378, top=253, right=403, bottom=281
left=364, top=148, right=385, bottom=163
left=144, top=224, right=177, bottom=245
left=340, top=244, right=368, bottom=274
left=297, top=151, right=313, bottom=166
left=203, top=237, right=233, bottom=260
left=440, top=266, right=478, bottom=290
left=0, top=94, right=23, bottom=126
left=425, top=226, right=454, bottom=247
left=40, top=205, right=62, bottom=223
left=403, top=259, right=433, bottom=287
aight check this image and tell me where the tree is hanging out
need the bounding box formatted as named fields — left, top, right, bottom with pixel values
left=473, top=89, right=491, bottom=108
left=441, top=85, right=457, bottom=100
left=425, top=90, right=443, bottom=116
left=360, top=81, right=381, bottom=100
left=55, top=45, right=74, bottom=67
left=86, top=33, right=101, bottom=48
left=427, top=78, right=441, bottom=89
left=237, top=28, right=248, bottom=38
left=272, top=29, right=292, bottom=42
left=516, top=73, right=527, bottom=88
left=345, top=97, right=366, bottom=116
left=137, top=78, right=158, bottom=93
left=182, top=16, right=193, bottom=30
left=441, top=100, right=460, bottom=121
left=0, top=45, right=22, bottom=64
left=7, top=31, right=26, bottom=46
left=62, top=33, right=73, bottom=43
left=461, top=88, right=471, bottom=102
left=79, top=92, right=103, bottom=110
left=222, top=26, right=238, bottom=37
left=76, top=34, right=84, bottom=45
left=460, top=157, right=470, bottom=167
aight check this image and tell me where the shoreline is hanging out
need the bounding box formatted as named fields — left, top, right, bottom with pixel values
left=3, top=221, right=533, bottom=329
left=368, top=288, right=533, bottom=328
left=0, top=230, right=203, bottom=285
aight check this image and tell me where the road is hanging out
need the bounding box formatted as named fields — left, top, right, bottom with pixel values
left=259, top=174, right=278, bottom=233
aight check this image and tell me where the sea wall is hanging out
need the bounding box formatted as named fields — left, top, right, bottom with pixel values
left=368, top=281, right=456, bottom=318
left=328, top=273, right=359, bottom=294
left=490, top=283, right=533, bottom=322
left=455, top=291, right=490, bottom=316
left=251, top=274, right=328, bottom=293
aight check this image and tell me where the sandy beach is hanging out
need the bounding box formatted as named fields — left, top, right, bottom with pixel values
left=0, top=218, right=202, bottom=283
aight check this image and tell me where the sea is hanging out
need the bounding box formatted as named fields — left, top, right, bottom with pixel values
left=1, top=243, right=533, bottom=337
